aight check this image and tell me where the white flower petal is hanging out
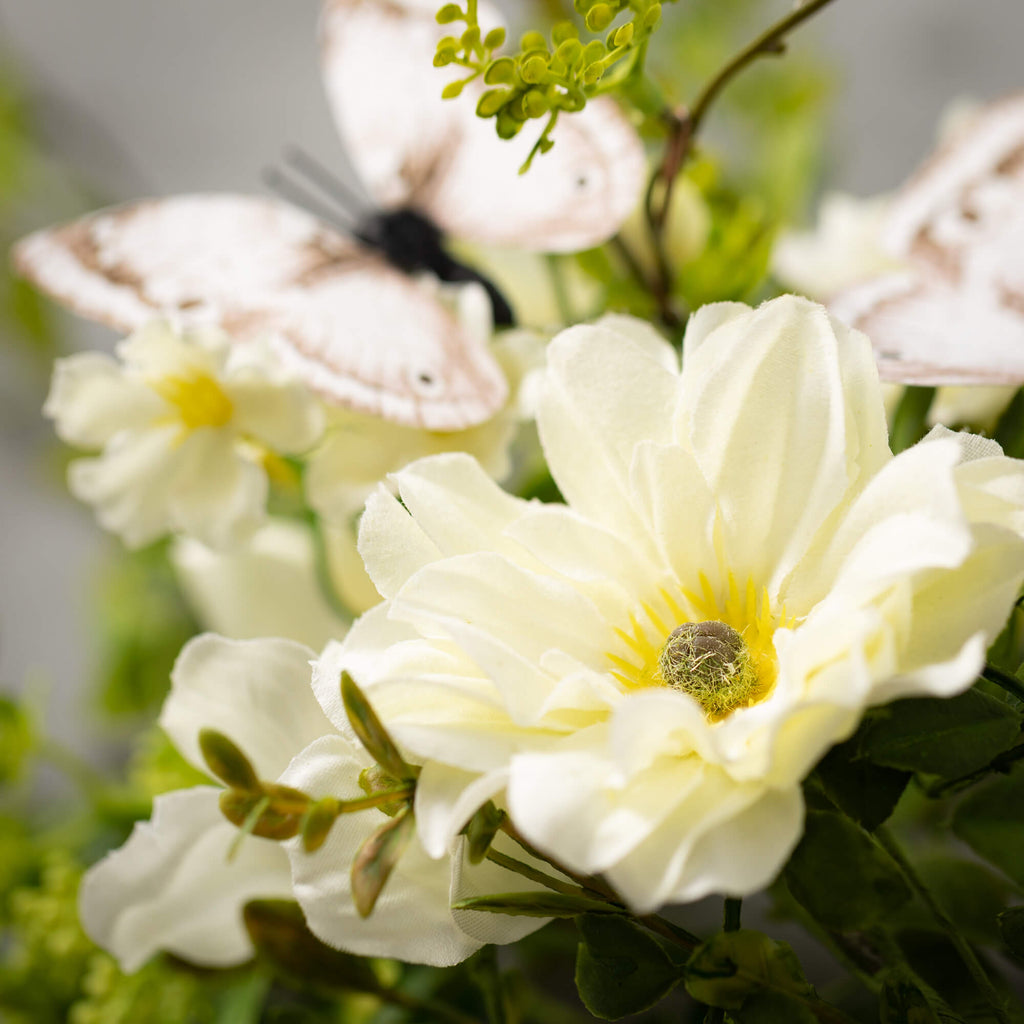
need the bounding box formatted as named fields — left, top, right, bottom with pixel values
left=449, top=833, right=556, bottom=946
left=680, top=296, right=889, bottom=592
left=415, top=761, right=508, bottom=858
left=68, top=425, right=184, bottom=548
left=171, top=519, right=348, bottom=650
left=281, top=736, right=484, bottom=967
left=227, top=376, right=325, bottom=454
left=393, top=553, right=607, bottom=722
left=79, top=787, right=291, bottom=972
left=169, top=431, right=267, bottom=548
left=161, top=634, right=329, bottom=779
left=45, top=351, right=163, bottom=447
left=651, top=785, right=803, bottom=904
left=507, top=745, right=704, bottom=877
left=603, top=771, right=766, bottom=913
left=539, top=322, right=678, bottom=552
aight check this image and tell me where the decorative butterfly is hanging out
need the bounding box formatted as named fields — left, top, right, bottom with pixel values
left=13, top=0, right=646, bottom=431
left=830, top=92, right=1024, bottom=386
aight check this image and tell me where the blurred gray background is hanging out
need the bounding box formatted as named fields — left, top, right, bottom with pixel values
left=1, top=0, right=1022, bottom=754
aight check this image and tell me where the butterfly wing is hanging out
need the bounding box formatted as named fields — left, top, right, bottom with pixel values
left=829, top=93, right=1024, bottom=385
left=320, top=0, right=646, bottom=252
left=832, top=269, right=1024, bottom=385
left=13, top=194, right=507, bottom=430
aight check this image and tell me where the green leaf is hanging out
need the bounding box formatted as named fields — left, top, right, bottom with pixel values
left=463, top=801, right=505, bottom=864
left=952, top=765, right=1024, bottom=887
left=350, top=804, right=416, bottom=917
left=199, top=729, right=260, bottom=791
left=997, top=906, right=1024, bottom=961
left=909, top=856, right=1015, bottom=946
left=814, top=736, right=910, bottom=830
left=857, top=689, right=1021, bottom=779
left=733, top=991, right=817, bottom=1023
left=219, top=784, right=309, bottom=841
left=0, top=696, right=34, bottom=784
left=889, top=386, right=936, bottom=454
left=575, top=914, right=680, bottom=1020
left=340, top=671, right=416, bottom=781
left=879, top=966, right=968, bottom=1024
left=301, top=797, right=340, bottom=853
left=684, top=930, right=814, bottom=1011
left=242, top=899, right=380, bottom=993
left=455, top=892, right=620, bottom=918
left=93, top=541, right=200, bottom=716
left=992, top=387, right=1024, bottom=459
left=784, top=811, right=912, bottom=929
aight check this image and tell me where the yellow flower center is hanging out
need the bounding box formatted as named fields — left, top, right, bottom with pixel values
left=607, top=572, right=789, bottom=721
left=153, top=372, right=234, bottom=431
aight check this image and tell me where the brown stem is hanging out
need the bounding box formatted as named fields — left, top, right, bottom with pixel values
left=644, top=0, right=840, bottom=320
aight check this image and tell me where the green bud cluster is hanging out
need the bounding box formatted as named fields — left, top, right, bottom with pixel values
left=434, top=0, right=671, bottom=171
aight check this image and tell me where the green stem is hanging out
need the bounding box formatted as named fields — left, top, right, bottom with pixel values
left=924, top=740, right=1024, bottom=798
left=983, top=663, right=1024, bottom=704
left=470, top=945, right=509, bottom=1024
left=336, top=786, right=415, bottom=814
left=644, top=0, right=840, bottom=321
left=687, top=0, right=839, bottom=137
left=307, top=513, right=353, bottom=622
left=545, top=252, right=574, bottom=324
left=637, top=913, right=701, bottom=951
left=497, top=818, right=702, bottom=950
left=876, top=827, right=1013, bottom=1024
left=484, top=847, right=586, bottom=898
left=379, top=985, right=484, bottom=1024
left=723, top=897, right=742, bottom=932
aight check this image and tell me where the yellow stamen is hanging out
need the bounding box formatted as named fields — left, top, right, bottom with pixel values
left=153, top=372, right=234, bottom=431
left=606, top=571, right=795, bottom=721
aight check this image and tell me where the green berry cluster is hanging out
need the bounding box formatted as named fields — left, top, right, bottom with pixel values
left=433, top=0, right=668, bottom=171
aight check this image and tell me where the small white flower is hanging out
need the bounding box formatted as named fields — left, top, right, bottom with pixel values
left=772, top=192, right=901, bottom=299
left=80, top=634, right=550, bottom=971
left=46, top=320, right=325, bottom=548
left=326, top=297, right=1024, bottom=914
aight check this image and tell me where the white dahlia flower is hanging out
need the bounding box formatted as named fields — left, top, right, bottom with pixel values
left=46, top=320, right=325, bottom=548
left=320, top=296, right=1024, bottom=914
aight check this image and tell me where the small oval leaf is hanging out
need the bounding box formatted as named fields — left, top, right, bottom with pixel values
left=351, top=804, right=416, bottom=917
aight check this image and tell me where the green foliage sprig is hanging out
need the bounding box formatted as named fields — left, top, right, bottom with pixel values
left=434, top=0, right=671, bottom=171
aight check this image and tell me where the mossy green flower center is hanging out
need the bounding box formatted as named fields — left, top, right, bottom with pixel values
left=657, top=620, right=758, bottom=718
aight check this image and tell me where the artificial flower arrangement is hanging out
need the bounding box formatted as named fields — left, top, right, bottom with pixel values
left=4, top=1, right=1024, bottom=1023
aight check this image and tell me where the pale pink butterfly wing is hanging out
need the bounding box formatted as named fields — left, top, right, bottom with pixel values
left=320, top=0, right=646, bottom=252
left=830, top=93, right=1024, bottom=385
left=13, top=194, right=507, bottom=430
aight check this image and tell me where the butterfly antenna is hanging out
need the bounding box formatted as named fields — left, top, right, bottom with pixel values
left=283, top=146, right=371, bottom=222
left=263, top=166, right=359, bottom=234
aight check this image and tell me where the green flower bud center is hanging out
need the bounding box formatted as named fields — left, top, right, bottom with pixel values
left=658, top=620, right=758, bottom=719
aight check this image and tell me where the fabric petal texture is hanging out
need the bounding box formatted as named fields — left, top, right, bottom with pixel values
left=337, top=295, right=1024, bottom=913
left=79, top=787, right=292, bottom=972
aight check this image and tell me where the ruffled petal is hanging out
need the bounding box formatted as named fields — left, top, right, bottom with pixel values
left=227, top=376, right=325, bottom=454
left=169, top=431, right=266, bottom=548
left=45, top=351, right=163, bottom=447
left=161, top=634, right=329, bottom=780
left=68, top=425, right=184, bottom=548
left=538, top=321, right=678, bottom=554
left=171, top=519, right=349, bottom=650
left=79, top=787, right=291, bottom=972
left=281, top=736, right=484, bottom=967
left=679, top=296, right=889, bottom=593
